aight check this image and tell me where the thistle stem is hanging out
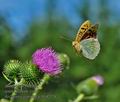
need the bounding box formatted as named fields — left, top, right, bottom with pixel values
left=29, top=74, right=50, bottom=102
left=73, top=93, right=84, bottom=102
left=84, top=95, right=98, bottom=100
left=10, top=78, right=24, bottom=102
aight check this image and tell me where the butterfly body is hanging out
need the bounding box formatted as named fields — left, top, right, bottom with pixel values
left=72, top=20, right=100, bottom=60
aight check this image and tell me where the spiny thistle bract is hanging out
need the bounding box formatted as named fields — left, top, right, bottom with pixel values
left=19, top=61, right=41, bottom=84
left=3, top=60, right=21, bottom=81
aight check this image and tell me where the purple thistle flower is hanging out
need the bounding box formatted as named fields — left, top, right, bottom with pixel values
left=92, top=75, right=104, bottom=85
left=32, top=48, right=61, bottom=75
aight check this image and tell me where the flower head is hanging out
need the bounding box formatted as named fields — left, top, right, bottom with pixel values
left=92, top=75, right=104, bottom=85
left=32, top=48, right=61, bottom=75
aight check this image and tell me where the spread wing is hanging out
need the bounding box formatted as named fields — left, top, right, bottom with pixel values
left=75, top=20, right=92, bottom=42
left=80, top=24, right=99, bottom=41
left=80, top=38, right=100, bottom=60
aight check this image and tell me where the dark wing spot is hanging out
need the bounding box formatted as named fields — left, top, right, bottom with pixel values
left=81, top=27, right=85, bottom=30
left=80, top=29, right=97, bottom=41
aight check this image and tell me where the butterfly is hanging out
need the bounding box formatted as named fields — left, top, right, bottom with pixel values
left=72, top=20, right=100, bottom=60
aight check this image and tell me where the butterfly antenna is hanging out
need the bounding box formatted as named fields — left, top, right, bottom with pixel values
left=60, top=35, right=72, bottom=42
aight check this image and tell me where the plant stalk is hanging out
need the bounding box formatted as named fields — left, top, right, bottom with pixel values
left=10, top=78, right=24, bottom=102
left=29, top=74, right=50, bottom=102
left=73, top=93, right=84, bottom=102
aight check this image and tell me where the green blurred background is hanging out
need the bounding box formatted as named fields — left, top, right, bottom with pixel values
left=0, top=0, right=120, bottom=102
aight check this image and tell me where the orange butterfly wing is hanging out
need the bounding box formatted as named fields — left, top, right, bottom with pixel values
left=75, top=20, right=92, bottom=42
left=80, top=24, right=99, bottom=41
left=72, top=20, right=99, bottom=54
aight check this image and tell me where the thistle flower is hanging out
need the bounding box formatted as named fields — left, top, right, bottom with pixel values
left=32, top=48, right=61, bottom=75
left=92, top=75, right=104, bottom=86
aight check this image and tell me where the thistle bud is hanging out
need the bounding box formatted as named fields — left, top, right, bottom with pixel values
left=58, top=53, right=70, bottom=70
left=20, top=61, right=40, bottom=83
left=76, top=75, right=104, bottom=95
left=3, top=60, right=21, bottom=80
